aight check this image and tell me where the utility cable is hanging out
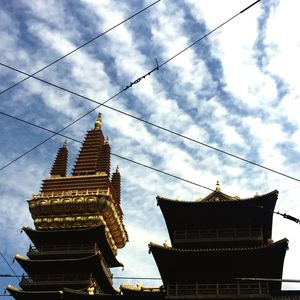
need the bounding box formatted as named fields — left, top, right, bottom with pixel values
left=0, top=0, right=161, bottom=97
left=1, top=111, right=300, bottom=226
left=1, top=2, right=298, bottom=182
left=0, top=274, right=162, bottom=280
left=0, top=111, right=213, bottom=191
left=0, top=253, right=19, bottom=282
left=0, top=0, right=262, bottom=174
left=1, top=59, right=299, bottom=184
left=3, top=0, right=296, bottom=185
left=0, top=91, right=124, bottom=172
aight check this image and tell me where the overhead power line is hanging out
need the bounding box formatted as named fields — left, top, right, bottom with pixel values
left=2, top=62, right=300, bottom=184
left=1, top=113, right=300, bottom=226
left=1, top=2, right=295, bottom=183
left=0, top=274, right=162, bottom=280
left=0, top=111, right=213, bottom=191
left=0, top=252, right=19, bottom=282
left=0, top=0, right=161, bottom=97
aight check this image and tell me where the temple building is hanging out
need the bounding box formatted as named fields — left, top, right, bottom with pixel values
left=7, top=114, right=128, bottom=299
left=149, top=182, right=298, bottom=300
left=6, top=115, right=300, bottom=299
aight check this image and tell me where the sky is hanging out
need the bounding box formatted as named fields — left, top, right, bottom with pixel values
left=0, top=0, right=300, bottom=294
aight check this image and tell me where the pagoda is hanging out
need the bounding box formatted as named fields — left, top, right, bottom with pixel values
left=7, top=114, right=128, bottom=299
left=149, top=182, right=289, bottom=299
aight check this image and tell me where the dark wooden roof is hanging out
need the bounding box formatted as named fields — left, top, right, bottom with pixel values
left=23, top=226, right=123, bottom=267
left=6, top=287, right=163, bottom=300
left=149, top=238, right=288, bottom=285
left=157, top=190, right=278, bottom=246
left=63, top=288, right=165, bottom=300
left=15, top=253, right=118, bottom=294
left=6, top=285, right=62, bottom=300
left=7, top=286, right=300, bottom=300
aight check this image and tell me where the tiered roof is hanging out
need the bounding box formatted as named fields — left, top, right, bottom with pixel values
left=23, top=226, right=123, bottom=267
left=15, top=253, right=118, bottom=294
left=27, top=114, right=128, bottom=250
left=157, top=189, right=278, bottom=248
left=149, top=239, right=288, bottom=285
left=72, top=114, right=106, bottom=176
left=150, top=183, right=289, bottom=295
left=50, top=141, right=68, bottom=177
left=7, top=114, right=128, bottom=299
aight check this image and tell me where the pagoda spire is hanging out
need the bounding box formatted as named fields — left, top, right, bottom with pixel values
left=112, top=166, right=121, bottom=205
left=94, top=112, right=102, bottom=130
left=72, top=114, right=105, bottom=176
left=99, top=137, right=111, bottom=177
left=50, top=141, right=68, bottom=177
left=215, top=180, right=221, bottom=192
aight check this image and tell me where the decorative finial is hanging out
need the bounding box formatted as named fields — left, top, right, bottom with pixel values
left=215, top=181, right=221, bottom=192
left=163, top=240, right=170, bottom=247
left=63, top=140, right=67, bottom=148
left=104, top=136, right=109, bottom=145
left=94, top=113, right=102, bottom=130
left=87, top=284, right=95, bottom=295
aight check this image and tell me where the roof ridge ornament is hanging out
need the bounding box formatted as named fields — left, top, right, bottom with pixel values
left=215, top=181, right=221, bottom=192
left=94, top=113, right=102, bottom=130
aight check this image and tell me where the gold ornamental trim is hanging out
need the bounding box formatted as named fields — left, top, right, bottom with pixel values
left=29, top=192, right=128, bottom=249
left=34, top=215, right=118, bottom=255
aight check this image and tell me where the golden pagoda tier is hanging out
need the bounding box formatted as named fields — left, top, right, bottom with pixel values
left=7, top=114, right=128, bottom=299
left=27, top=114, right=128, bottom=252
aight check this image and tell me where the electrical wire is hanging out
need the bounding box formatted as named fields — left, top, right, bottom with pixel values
left=0, top=0, right=161, bottom=97
left=0, top=253, right=19, bottom=282
left=1, top=59, right=299, bottom=184
left=0, top=274, right=162, bottom=280
left=1, top=2, right=298, bottom=183
left=0, top=1, right=263, bottom=175
left=1, top=111, right=300, bottom=225
left=0, top=111, right=213, bottom=191
left=3, top=275, right=300, bottom=282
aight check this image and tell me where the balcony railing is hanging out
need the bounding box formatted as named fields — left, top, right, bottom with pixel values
left=28, top=243, right=98, bottom=254
left=167, top=282, right=269, bottom=298
left=272, top=295, right=300, bottom=300
left=20, top=273, right=91, bottom=285
left=174, top=227, right=263, bottom=243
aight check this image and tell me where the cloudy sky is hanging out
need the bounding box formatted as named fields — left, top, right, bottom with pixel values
left=1, top=0, right=300, bottom=294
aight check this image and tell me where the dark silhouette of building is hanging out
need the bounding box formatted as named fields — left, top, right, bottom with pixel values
left=149, top=183, right=288, bottom=298
left=6, top=117, right=300, bottom=299
left=7, top=114, right=128, bottom=299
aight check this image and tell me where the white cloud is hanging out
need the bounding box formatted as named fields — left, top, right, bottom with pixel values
left=1, top=0, right=300, bottom=292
